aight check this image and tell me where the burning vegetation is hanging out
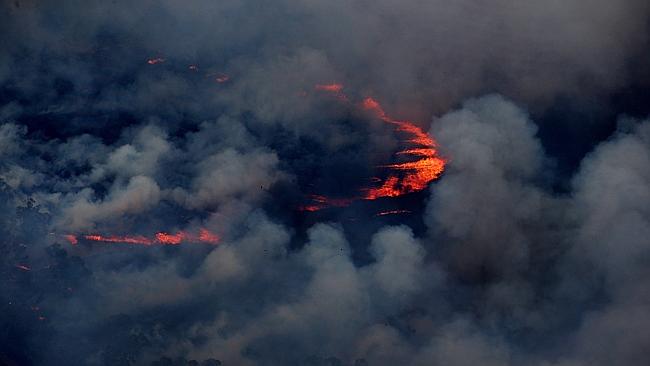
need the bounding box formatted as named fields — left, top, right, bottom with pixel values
left=301, top=85, right=446, bottom=210
left=65, top=229, right=220, bottom=246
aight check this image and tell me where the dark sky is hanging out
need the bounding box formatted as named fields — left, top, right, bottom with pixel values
left=1, top=1, right=650, bottom=365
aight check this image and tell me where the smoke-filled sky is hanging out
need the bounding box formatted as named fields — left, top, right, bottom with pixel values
left=1, top=1, right=650, bottom=365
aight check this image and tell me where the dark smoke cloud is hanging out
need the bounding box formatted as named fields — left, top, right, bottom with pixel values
left=1, top=1, right=650, bottom=365
left=425, top=97, right=650, bottom=366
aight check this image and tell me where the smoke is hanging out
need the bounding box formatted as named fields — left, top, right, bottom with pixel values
left=425, top=95, right=548, bottom=279
left=424, top=97, right=650, bottom=366
left=1, top=1, right=650, bottom=365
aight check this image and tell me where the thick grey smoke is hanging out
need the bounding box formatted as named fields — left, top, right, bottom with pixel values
left=1, top=1, right=650, bottom=366
left=426, top=95, right=548, bottom=279
left=424, top=96, right=650, bottom=366
left=2, top=1, right=649, bottom=120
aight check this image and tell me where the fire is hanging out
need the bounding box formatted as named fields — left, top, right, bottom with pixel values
left=198, top=228, right=220, bottom=244
left=84, top=234, right=153, bottom=245
left=361, top=97, right=435, bottom=146
left=314, top=82, right=348, bottom=101
left=297, top=195, right=354, bottom=212
left=315, top=83, right=343, bottom=93
left=397, top=148, right=436, bottom=157
left=299, top=205, right=321, bottom=212
left=361, top=97, right=445, bottom=199
left=361, top=97, right=386, bottom=117
left=155, top=232, right=186, bottom=245
left=65, top=229, right=220, bottom=246
left=65, top=234, right=78, bottom=245
left=363, top=176, right=402, bottom=200
left=147, top=57, right=165, bottom=65
left=381, top=158, right=446, bottom=191
left=299, top=87, right=446, bottom=211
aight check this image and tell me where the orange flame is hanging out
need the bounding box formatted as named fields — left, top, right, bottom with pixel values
left=299, top=88, right=446, bottom=211
left=363, top=176, right=402, bottom=200
left=361, top=97, right=445, bottom=199
left=198, top=228, right=220, bottom=244
left=65, top=234, right=78, bottom=245
left=315, top=83, right=344, bottom=93
left=314, top=83, right=347, bottom=101
left=155, top=232, right=186, bottom=245
left=65, top=229, right=220, bottom=246
left=297, top=195, right=354, bottom=212
left=84, top=234, right=153, bottom=245
left=396, top=148, right=436, bottom=157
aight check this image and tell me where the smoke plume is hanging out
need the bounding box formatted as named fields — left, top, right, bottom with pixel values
left=1, top=1, right=650, bottom=365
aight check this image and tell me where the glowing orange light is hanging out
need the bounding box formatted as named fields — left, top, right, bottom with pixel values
left=361, top=97, right=445, bottom=199
left=363, top=176, right=402, bottom=200
left=315, top=83, right=344, bottom=93
left=198, top=228, right=221, bottom=244
left=397, top=148, right=436, bottom=157
left=84, top=234, right=153, bottom=245
left=65, top=234, right=78, bottom=245
left=298, top=205, right=321, bottom=212
left=73, top=229, right=220, bottom=246
left=298, top=195, right=354, bottom=212
left=314, top=83, right=348, bottom=101
left=362, top=97, right=383, bottom=113
left=155, top=232, right=185, bottom=245
left=299, top=87, right=447, bottom=210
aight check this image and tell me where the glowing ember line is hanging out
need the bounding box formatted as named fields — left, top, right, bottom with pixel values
left=383, top=157, right=446, bottom=171
left=361, top=97, right=445, bottom=199
left=314, top=83, right=347, bottom=101
left=67, top=230, right=220, bottom=246
left=198, top=228, right=220, bottom=244
left=299, top=86, right=447, bottom=211
left=298, top=205, right=321, bottom=212
left=298, top=195, right=354, bottom=212
left=155, top=232, right=185, bottom=245
left=65, top=234, right=78, bottom=245
left=397, top=148, right=436, bottom=157
left=363, top=176, right=402, bottom=200
left=84, top=234, right=153, bottom=245
left=315, top=83, right=343, bottom=93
